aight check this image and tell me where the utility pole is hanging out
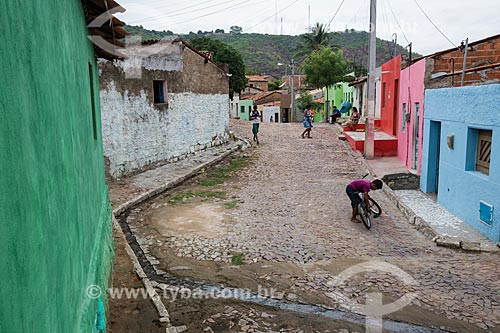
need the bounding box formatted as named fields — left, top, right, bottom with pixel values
left=291, top=59, right=295, bottom=122
left=364, top=0, right=377, bottom=159
left=461, top=38, right=469, bottom=86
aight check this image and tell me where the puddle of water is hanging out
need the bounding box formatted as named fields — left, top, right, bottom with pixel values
left=158, top=282, right=449, bottom=333
left=119, top=208, right=451, bottom=333
left=150, top=202, right=227, bottom=238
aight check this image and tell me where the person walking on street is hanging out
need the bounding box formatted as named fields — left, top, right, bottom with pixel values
left=301, top=105, right=313, bottom=139
left=250, top=105, right=261, bottom=144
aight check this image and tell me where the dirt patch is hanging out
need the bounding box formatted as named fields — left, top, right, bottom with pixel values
left=150, top=202, right=228, bottom=238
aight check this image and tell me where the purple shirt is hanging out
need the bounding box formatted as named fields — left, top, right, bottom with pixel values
left=349, top=179, right=371, bottom=193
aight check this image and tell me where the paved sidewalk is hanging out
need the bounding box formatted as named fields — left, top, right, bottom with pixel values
left=107, top=140, right=245, bottom=216
left=363, top=154, right=499, bottom=252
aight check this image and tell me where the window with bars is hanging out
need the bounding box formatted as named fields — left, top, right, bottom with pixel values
left=475, top=130, right=492, bottom=175
left=401, top=103, right=407, bottom=132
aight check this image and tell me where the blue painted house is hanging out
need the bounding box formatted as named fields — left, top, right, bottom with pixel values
left=420, top=84, right=500, bottom=243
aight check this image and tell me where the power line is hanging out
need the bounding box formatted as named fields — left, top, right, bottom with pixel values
left=381, top=0, right=395, bottom=59
left=151, top=0, right=250, bottom=30
left=386, top=0, right=410, bottom=45
left=351, top=0, right=368, bottom=28
left=128, top=0, right=239, bottom=25
left=246, top=0, right=302, bottom=32
left=238, top=1, right=282, bottom=31
left=327, top=0, right=346, bottom=30
left=381, top=0, right=392, bottom=40
left=412, top=0, right=458, bottom=49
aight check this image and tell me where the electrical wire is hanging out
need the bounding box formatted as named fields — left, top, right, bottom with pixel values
left=386, top=0, right=410, bottom=45
left=151, top=0, right=249, bottom=30
left=351, top=0, right=368, bottom=29
left=238, top=1, right=282, bottom=32
left=246, top=0, right=302, bottom=32
left=381, top=0, right=395, bottom=59
left=326, top=0, right=346, bottom=30
left=412, top=0, right=458, bottom=49
left=127, top=0, right=239, bottom=25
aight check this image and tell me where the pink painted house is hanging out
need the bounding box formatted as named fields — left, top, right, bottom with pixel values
left=397, top=59, right=426, bottom=174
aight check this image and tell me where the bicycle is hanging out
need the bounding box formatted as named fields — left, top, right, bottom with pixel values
left=356, top=174, right=382, bottom=229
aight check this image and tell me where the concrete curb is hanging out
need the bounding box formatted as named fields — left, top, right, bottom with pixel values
left=112, top=142, right=244, bottom=217
left=112, top=217, right=171, bottom=325
left=110, top=140, right=246, bottom=331
left=352, top=151, right=499, bottom=253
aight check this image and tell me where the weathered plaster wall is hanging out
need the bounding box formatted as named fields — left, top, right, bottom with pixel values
left=262, top=106, right=280, bottom=123
left=0, top=1, right=113, bottom=331
left=352, top=82, right=367, bottom=116
left=421, top=84, right=500, bottom=243
left=230, top=95, right=239, bottom=118
left=101, top=82, right=228, bottom=178
left=397, top=59, right=426, bottom=174
left=100, top=42, right=230, bottom=178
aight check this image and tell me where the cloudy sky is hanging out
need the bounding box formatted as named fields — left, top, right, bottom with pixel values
left=115, top=0, right=499, bottom=55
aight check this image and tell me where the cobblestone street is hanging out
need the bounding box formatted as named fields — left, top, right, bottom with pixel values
left=123, top=120, right=500, bottom=332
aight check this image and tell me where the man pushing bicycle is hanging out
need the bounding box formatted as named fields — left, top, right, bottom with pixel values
left=346, top=178, right=383, bottom=222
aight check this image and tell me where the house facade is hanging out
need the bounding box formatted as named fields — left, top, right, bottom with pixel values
left=349, top=77, right=367, bottom=116
left=380, top=56, right=401, bottom=137
left=238, top=98, right=253, bottom=121
left=397, top=59, right=427, bottom=172
left=246, top=75, right=269, bottom=92
left=99, top=39, right=230, bottom=178
left=420, top=84, right=500, bottom=243
left=230, top=95, right=239, bottom=118
left=397, top=34, right=500, bottom=174
left=0, top=0, right=120, bottom=331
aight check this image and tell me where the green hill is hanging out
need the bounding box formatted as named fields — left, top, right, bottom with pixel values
left=124, top=26, right=420, bottom=78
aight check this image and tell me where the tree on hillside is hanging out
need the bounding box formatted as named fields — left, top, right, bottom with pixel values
left=189, top=36, right=247, bottom=98
left=296, top=23, right=331, bottom=59
left=268, top=79, right=282, bottom=91
left=302, top=47, right=347, bottom=88
left=302, top=47, right=348, bottom=116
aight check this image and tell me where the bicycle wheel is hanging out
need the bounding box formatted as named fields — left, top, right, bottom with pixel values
left=358, top=203, right=372, bottom=229
left=368, top=197, right=382, bottom=218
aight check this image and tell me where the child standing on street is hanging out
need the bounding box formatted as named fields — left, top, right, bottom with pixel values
left=250, top=105, right=261, bottom=144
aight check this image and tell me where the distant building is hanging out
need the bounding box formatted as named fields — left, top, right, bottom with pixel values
left=246, top=75, right=269, bottom=92
left=99, top=38, right=230, bottom=178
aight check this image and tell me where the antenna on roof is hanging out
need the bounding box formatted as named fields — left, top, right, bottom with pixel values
left=308, top=4, right=311, bottom=32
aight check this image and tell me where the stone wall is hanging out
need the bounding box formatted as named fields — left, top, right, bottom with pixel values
left=100, top=42, right=230, bottom=178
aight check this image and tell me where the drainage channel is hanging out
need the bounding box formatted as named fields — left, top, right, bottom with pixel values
left=118, top=211, right=453, bottom=333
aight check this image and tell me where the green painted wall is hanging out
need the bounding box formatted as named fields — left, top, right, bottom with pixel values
left=324, top=84, right=343, bottom=114
left=239, top=99, right=253, bottom=121
left=0, top=1, right=113, bottom=332
left=313, top=105, right=324, bottom=123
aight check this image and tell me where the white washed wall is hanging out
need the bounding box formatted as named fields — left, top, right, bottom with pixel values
left=101, top=81, right=229, bottom=178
